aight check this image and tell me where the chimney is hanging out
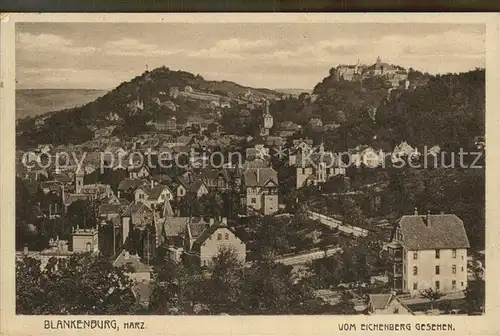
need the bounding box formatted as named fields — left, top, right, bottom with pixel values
left=151, top=180, right=154, bottom=189
left=209, top=218, right=215, bottom=226
left=221, top=217, right=227, bottom=226
left=124, top=250, right=130, bottom=259
left=256, top=168, right=260, bottom=182
left=23, top=245, right=29, bottom=255
left=414, top=207, right=418, bottom=216
left=117, top=190, right=121, bottom=199
left=440, top=210, right=445, bottom=215
left=425, top=210, right=431, bottom=226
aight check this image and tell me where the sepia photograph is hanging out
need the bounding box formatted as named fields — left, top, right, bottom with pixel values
left=7, top=16, right=489, bottom=323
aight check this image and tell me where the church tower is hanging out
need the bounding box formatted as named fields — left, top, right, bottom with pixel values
left=74, top=170, right=85, bottom=194
left=263, top=100, right=273, bottom=129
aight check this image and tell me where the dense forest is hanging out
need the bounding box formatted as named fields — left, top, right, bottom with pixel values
left=264, top=68, right=485, bottom=153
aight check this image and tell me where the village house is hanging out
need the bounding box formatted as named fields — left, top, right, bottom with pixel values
left=187, top=218, right=246, bottom=267
left=367, top=294, right=413, bottom=315
left=156, top=115, right=177, bottom=132
left=290, top=143, right=346, bottom=189
left=98, top=203, right=126, bottom=220
left=63, top=193, right=89, bottom=210
left=133, top=182, right=173, bottom=208
left=113, top=250, right=152, bottom=283
left=277, top=120, right=301, bottom=137
left=79, top=183, right=115, bottom=202
left=128, top=165, right=150, bottom=179
left=117, top=178, right=149, bottom=199
left=243, top=167, right=279, bottom=215
left=199, top=168, right=233, bottom=191
left=155, top=199, right=246, bottom=267
left=386, top=209, right=470, bottom=296
left=122, top=201, right=154, bottom=230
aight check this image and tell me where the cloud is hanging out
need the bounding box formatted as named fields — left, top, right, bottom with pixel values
left=102, top=37, right=274, bottom=59
left=104, top=38, right=182, bottom=57
left=191, top=38, right=274, bottom=58
left=17, top=32, right=98, bottom=55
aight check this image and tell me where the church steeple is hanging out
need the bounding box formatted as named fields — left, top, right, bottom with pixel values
left=376, top=56, right=381, bottom=64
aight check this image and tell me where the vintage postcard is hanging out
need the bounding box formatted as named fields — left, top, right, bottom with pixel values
left=1, top=12, right=499, bottom=336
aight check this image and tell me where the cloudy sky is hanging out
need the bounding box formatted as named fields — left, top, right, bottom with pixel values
left=16, top=22, right=485, bottom=90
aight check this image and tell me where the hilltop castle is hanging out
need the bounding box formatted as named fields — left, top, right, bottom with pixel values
left=333, top=57, right=409, bottom=89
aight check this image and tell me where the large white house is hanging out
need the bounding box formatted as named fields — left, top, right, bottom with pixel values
left=386, top=210, right=470, bottom=296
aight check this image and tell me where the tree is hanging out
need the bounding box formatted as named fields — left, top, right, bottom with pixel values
left=149, top=260, right=202, bottom=315
left=419, top=288, right=443, bottom=311
left=330, top=290, right=356, bottom=314
left=66, top=199, right=98, bottom=229
left=242, top=259, right=315, bottom=314
left=339, top=196, right=366, bottom=228
left=465, top=261, right=485, bottom=314
left=16, top=253, right=137, bottom=314
left=201, top=246, right=245, bottom=314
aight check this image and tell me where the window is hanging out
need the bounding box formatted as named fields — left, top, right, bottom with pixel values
left=435, top=249, right=440, bottom=259
left=461, top=281, right=464, bottom=287
left=452, top=280, right=456, bottom=290
left=435, top=266, right=440, bottom=275
left=251, top=198, right=256, bottom=204
left=413, top=252, right=418, bottom=260
left=452, top=265, right=456, bottom=274
left=461, top=266, right=464, bottom=272
left=413, top=282, right=418, bottom=290
left=435, top=281, right=440, bottom=290
left=452, top=249, right=457, bottom=258
left=225, top=233, right=229, bottom=240
left=413, top=266, right=418, bottom=276
left=217, top=233, right=222, bottom=240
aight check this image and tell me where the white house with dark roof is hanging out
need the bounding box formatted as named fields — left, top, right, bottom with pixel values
left=189, top=218, right=246, bottom=267
left=386, top=209, right=470, bottom=296
left=153, top=198, right=246, bottom=266
left=243, top=167, right=279, bottom=215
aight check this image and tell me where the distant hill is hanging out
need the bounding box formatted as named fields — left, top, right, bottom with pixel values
left=16, top=89, right=107, bottom=119
left=15, top=66, right=282, bottom=147
left=275, top=88, right=312, bottom=96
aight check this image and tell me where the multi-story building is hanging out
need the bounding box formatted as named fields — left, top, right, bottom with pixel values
left=386, top=210, right=470, bottom=296
left=243, top=167, right=279, bottom=215
left=291, top=144, right=346, bottom=189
